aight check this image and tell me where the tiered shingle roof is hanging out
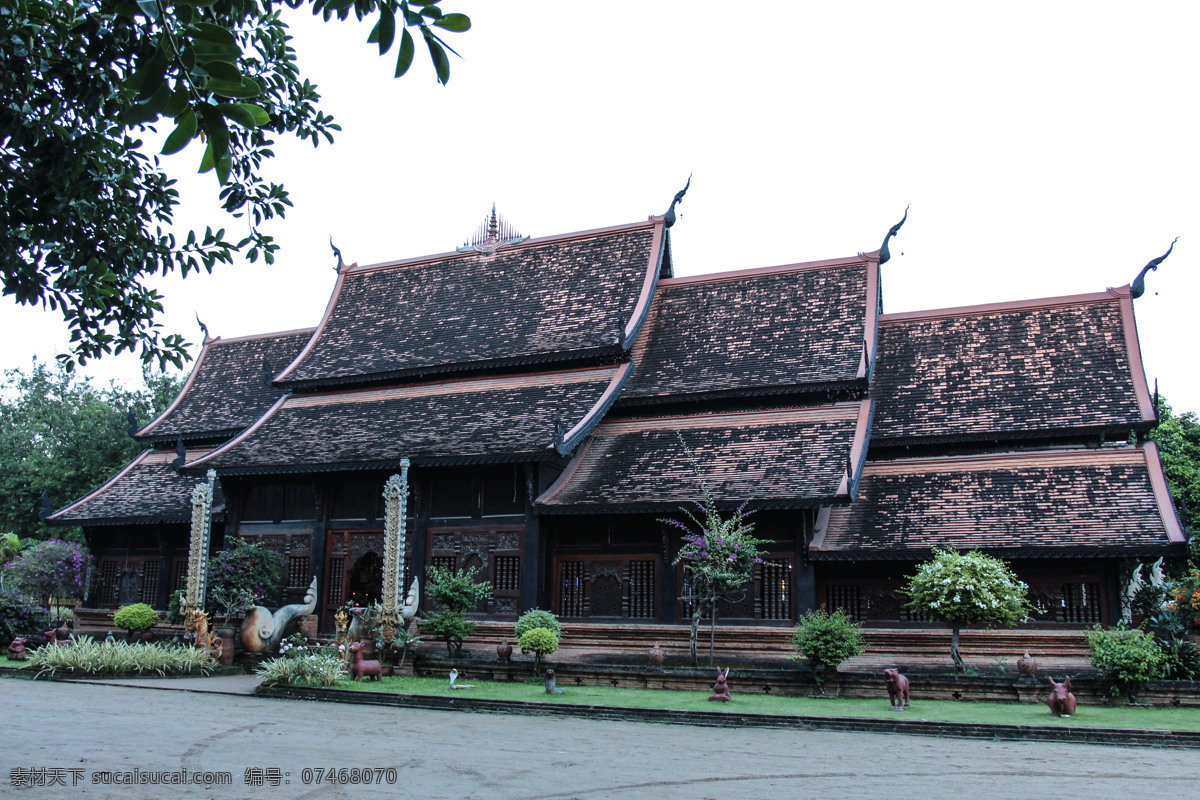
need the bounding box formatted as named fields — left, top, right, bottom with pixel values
left=46, top=449, right=215, bottom=526
left=812, top=445, right=1186, bottom=559
left=188, top=365, right=632, bottom=475
left=870, top=288, right=1155, bottom=446
left=136, top=329, right=314, bottom=445
left=621, top=255, right=879, bottom=405
left=276, top=220, right=666, bottom=389
left=537, top=402, right=872, bottom=513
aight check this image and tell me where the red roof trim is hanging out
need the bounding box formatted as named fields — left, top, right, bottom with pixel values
left=274, top=272, right=348, bottom=382
left=879, top=287, right=1125, bottom=324
left=535, top=439, right=592, bottom=506
left=561, top=362, right=633, bottom=445
left=859, top=262, right=880, bottom=380
left=623, top=220, right=666, bottom=343
left=347, top=218, right=660, bottom=276
left=1117, top=287, right=1157, bottom=424
left=136, top=344, right=212, bottom=437
left=660, top=253, right=871, bottom=288
left=1144, top=442, right=1188, bottom=543
left=859, top=446, right=1145, bottom=476
left=591, top=402, right=865, bottom=436
left=184, top=394, right=292, bottom=471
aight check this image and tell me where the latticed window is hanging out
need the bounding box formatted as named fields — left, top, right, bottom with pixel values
left=560, top=561, right=585, bottom=617
left=288, top=556, right=310, bottom=589
left=628, top=561, right=655, bottom=618
left=96, top=561, right=120, bottom=606
left=1060, top=582, right=1102, bottom=624
left=431, top=555, right=456, bottom=574
left=138, top=561, right=160, bottom=605
left=327, top=557, right=345, bottom=605
left=760, top=559, right=791, bottom=620
left=493, top=556, right=519, bottom=592
left=171, top=559, right=187, bottom=591
left=826, top=584, right=862, bottom=621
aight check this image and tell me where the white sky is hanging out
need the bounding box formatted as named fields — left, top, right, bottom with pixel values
left=3, top=2, right=1198, bottom=413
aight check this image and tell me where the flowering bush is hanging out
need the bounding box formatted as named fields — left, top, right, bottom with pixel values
left=1166, top=566, right=1200, bottom=633
left=0, top=586, right=49, bottom=644
left=904, top=549, right=1033, bottom=671
left=4, top=539, right=93, bottom=609
left=205, top=538, right=283, bottom=616
left=278, top=632, right=314, bottom=659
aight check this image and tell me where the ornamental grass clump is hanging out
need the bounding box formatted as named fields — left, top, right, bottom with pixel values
left=791, top=608, right=866, bottom=693
left=257, top=649, right=347, bottom=687
left=29, top=636, right=215, bottom=678
left=904, top=548, right=1033, bottom=671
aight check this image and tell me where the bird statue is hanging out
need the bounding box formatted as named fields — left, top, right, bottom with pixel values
left=878, top=205, right=910, bottom=266
left=1131, top=237, right=1178, bottom=298
left=171, top=437, right=187, bottom=471
left=663, top=175, right=692, bottom=228
left=195, top=313, right=211, bottom=341
left=126, top=410, right=140, bottom=438
left=330, top=237, right=344, bottom=272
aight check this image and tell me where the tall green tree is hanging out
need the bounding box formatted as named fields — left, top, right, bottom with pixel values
left=1149, top=397, right=1200, bottom=559
left=1, top=0, right=470, bottom=370
left=0, top=359, right=183, bottom=541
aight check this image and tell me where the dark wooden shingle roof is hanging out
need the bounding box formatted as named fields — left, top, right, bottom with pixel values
left=276, top=220, right=664, bottom=388
left=46, top=449, right=214, bottom=526
left=537, top=401, right=873, bottom=514
left=187, top=366, right=631, bottom=475
left=621, top=256, right=878, bottom=405
left=870, top=288, right=1155, bottom=446
left=136, top=329, right=314, bottom=445
left=813, top=445, right=1186, bottom=559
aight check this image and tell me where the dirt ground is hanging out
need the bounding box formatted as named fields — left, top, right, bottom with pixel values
left=2, top=678, right=1198, bottom=799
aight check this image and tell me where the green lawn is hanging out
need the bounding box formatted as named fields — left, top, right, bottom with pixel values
left=328, top=675, right=1200, bottom=732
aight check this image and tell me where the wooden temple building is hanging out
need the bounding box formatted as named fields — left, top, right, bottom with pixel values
left=48, top=209, right=1189, bottom=633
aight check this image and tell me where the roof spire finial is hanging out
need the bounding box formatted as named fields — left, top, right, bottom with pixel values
left=458, top=205, right=527, bottom=255
left=195, top=313, right=211, bottom=341
left=330, top=237, right=344, bottom=272
left=878, top=205, right=910, bottom=266
left=663, top=174, right=692, bottom=228
left=1131, top=237, right=1178, bottom=298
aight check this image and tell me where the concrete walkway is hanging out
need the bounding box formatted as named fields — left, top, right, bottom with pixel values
left=65, top=673, right=264, bottom=695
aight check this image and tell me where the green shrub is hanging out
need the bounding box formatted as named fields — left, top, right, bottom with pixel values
left=1166, top=566, right=1200, bottom=634
left=113, top=603, right=160, bottom=634
left=514, top=609, right=561, bottom=640
left=205, top=537, right=283, bottom=613
left=426, top=565, right=491, bottom=613
left=422, top=609, right=475, bottom=658
left=1087, top=624, right=1165, bottom=702
left=29, top=636, right=214, bottom=678
left=166, top=589, right=186, bottom=624
left=1156, top=637, right=1200, bottom=681
left=791, top=607, right=866, bottom=675
left=257, top=649, right=347, bottom=687
left=519, top=627, right=559, bottom=674
left=0, top=587, right=49, bottom=644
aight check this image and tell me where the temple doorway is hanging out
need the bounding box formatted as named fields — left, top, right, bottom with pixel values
left=345, top=551, right=383, bottom=607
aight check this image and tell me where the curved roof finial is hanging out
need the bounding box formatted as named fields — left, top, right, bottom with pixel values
left=330, top=237, right=344, bottom=272
left=878, top=205, right=910, bottom=266
left=1131, top=237, right=1178, bottom=299
left=195, top=313, right=211, bottom=341
left=663, top=174, right=692, bottom=228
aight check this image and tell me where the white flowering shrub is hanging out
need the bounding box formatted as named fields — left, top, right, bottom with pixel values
left=256, top=648, right=347, bottom=687
left=904, top=549, right=1034, bottom=670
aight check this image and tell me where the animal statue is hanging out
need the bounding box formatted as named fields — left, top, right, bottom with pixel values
left=708, top=667, right=731, bottom=702
left=1047, top=676, right=1077, bottom=717
left=885, top=668, right=910, bottom=709
left=349, top=641, right=382, bottom=682
left=240, top=577, right=318, bottom=653
left=41, top=627, right=59, bottom=646
left=7, top=637, right=27, bottom=661
left=544, top=668, right=566, bottom=695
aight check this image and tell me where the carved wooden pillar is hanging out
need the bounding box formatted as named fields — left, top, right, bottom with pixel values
left=521, top=463, right=541, bottom=612
left=155, top=530, right=173, bottom=610
left=794, top=509, right=817, bottom=617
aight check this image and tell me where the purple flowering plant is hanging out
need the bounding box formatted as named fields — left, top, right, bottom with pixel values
left=4, top=539, right=93, bottom=611
left=205, top=537, right=283, bottom=619
left=660, top=432, right=766, bottom=666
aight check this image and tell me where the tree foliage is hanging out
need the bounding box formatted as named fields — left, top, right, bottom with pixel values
left=0, top=359, right=182, bottom=541
left=791, top=607, right=866, bottom=677
left=1, top=0, right=470, bottom=369
left=423, top=564, right=490, bottom=657
left=1149, top=396, right=1200, bottom=559
left=3, top=538, right=94, bottom=609
left=904, top=548, right=1033, bottom=671
left=206, top=536, right=284, bottom=613
left=1086, top=623, right=1165, bottom=703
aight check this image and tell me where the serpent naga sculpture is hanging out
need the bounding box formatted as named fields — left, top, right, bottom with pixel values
left=239, top=577, right=318, bottom=653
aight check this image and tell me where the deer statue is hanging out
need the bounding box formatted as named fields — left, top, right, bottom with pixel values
left=348, top=641, right=382, bottom=682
